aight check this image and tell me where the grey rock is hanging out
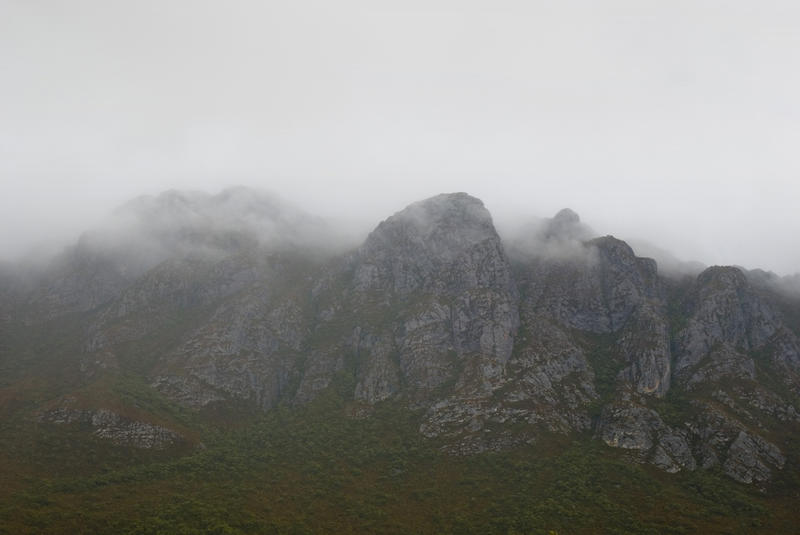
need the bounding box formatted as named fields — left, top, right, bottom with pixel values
left=685, top=404, right=745, bottom=469
left=616, top=304, right=671, bottom=397
left=353, top=330, right=400, bottom=403
left=597, top=403, right=696, bottom=473
left=302, top=193, right=519, bottom=409
left=675, top=266, right=780, bottom=376
left=684, top=345, right=756, bottom=389
left=12, top=190, right=800, bottom=487
left=723, top=431, right=785, bottom=485
left=158, top=286, right=308, bottom=409
left=150, top=375, right=227, bottom=408
left=521, top=236, right=660, bottom=334
left=40, top=407, right=182, bottom=449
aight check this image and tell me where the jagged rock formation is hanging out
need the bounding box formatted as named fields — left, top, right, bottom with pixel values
left=3, top=188, right=799, bottom=484
left=270, top=192, right=523, bottom=450
left=39, top=407, right=183, bottom=449
left=596, top=403, right=696, bottom=473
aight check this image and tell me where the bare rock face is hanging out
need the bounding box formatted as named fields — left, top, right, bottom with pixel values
left=672, top=265, right=800, bottom=395
left=354, top=193, right=510, bottom=294
left=646, top=266, right=800, bottom=485
left=684, top=402, right=787, bottom=486
left=10, top=191, right=800, bottom=487
left=723, top=431, right=786, bottom=485
left=351, top=329, right=400, bottom=403
left=149, top=256, right=314, bottom=409
left=419, top=317, right=596, bottom=454
left=25, top=242, right=135, bottom=321
left=40, top=407, right=183, bottom=449
left=422, top=213, right=674, bottom=453
left=597, top=403, right=696, bottom=473
left=301, top=193, right=520, bottom=409
left=515, top=233, right=671, bottom=399
left=523, top=236, right=660, bottom=334
left=502, top=317, right=597, bottom=432
left=615, top=304, right=672, bottom=397
left=84, top=253, right=263, bottom=358
left=675, top=266, right=782, bottom=378
left=504, top=221, right=799, bottom=484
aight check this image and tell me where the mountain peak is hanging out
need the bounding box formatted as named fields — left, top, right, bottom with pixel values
left=553, top=207, right=580, bottom=224
left=369, top=192, right=495, bottom=246
left=397, top=192, right=491, bottom=226
left=356, top=193, right=508, bottom=294
left=696, top=265, right=748, bottom=290
left=544, top=207, right=590, bottom=241
left=4, top=187, right=800, bottom=513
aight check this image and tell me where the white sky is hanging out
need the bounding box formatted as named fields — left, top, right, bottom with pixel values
left=1, top=0, right=799, bottom=274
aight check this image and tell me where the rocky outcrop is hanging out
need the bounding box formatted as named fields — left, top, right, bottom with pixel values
left=664, top=266, right=800, bottom=483
left=39, top=407, right=183, bottom=449
left=520, top=236, right=660, bottom=334
left=300, top=193, right=520, bottom=408
left=25, top=242, right=135, bottom=320
left=672, top=264, right=800, bottom=395
left=616, top=304, right=672, bottom=397
left=597, top=403, right=696, bottom=473
left=418, top=318, right=596, bottom=454
left=723, top=430, right=786, bottom=485
left=150, top=257, right=314, bottom=408
left=674, top=267, right=781, bottom=378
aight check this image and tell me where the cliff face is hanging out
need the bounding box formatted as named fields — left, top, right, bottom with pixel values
left=314, top=193, right=519, bottom=405
left=5, top=188, right=799, bottom=485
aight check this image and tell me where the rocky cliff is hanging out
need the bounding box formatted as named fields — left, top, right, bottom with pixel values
left=3, top=187, right=799, bottom=487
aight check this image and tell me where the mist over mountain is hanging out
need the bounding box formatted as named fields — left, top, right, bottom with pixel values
left=6, top=185, right=797, bottom=284
left=2, top=187, right=800, bottom=532
left=4, top=1, right=800, bottom=530
left=87, top=185, right=357, bottom=265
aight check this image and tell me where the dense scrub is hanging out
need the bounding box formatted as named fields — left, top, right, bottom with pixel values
left=1, top=383, right=796, bottom=535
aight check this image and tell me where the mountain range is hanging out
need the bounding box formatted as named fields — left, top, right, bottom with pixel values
left=2, top=187, right=800, bottom=531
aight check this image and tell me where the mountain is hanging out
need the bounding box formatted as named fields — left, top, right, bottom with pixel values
left=1, top=188, right=799, bottom=532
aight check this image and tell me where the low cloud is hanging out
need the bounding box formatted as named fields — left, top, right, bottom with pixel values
left=502, top=208, right=599, bottom=266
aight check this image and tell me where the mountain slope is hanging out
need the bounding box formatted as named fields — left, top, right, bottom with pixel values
left=1, top=188, right=799, bottom=505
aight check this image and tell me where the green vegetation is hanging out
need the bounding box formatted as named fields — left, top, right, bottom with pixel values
left=583, top=332, right=626, bottom=412
left=0, top=383, right=794, bottom=534
left=2, top=251, right=799, bottom=533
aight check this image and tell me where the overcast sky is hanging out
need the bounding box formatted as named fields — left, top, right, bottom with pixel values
left=1, top=0, right=799, bottom=274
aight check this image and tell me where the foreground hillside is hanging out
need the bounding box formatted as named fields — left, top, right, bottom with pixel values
left=1, top=187, right=799, bottom=532
left=1, top=390, right=799, bottom=534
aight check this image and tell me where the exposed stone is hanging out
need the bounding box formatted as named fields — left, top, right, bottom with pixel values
left=597, top=403, right=696, bottom=473
left=39, top=407, right=182, bottom=449
left=616, top=304, right=671, bottom=397
left=8, top=191, right=800, bottom=486
left=723, top=431, right=785, bottom=485
left=675, top=266, right=781, bottom=377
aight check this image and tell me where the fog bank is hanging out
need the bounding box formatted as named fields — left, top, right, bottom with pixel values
left=2, top=1, right=799, bottom=274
